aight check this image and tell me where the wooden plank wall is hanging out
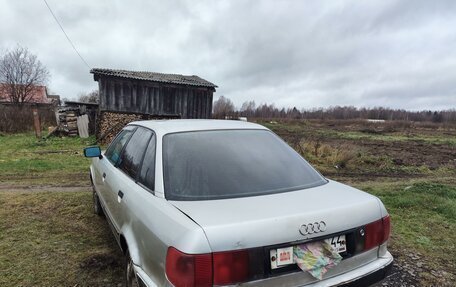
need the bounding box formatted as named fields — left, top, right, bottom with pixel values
left=98, top=77, right=213, bottom=118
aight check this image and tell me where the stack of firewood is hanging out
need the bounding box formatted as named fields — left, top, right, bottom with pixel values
left=57, top=109, right=79, bottom=136
left=97, top=111, right=181, bottom=145
left=65, top=111, right=78, bottom=136
left=97, top=112, right=143, bottom=144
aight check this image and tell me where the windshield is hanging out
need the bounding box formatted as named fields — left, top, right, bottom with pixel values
left=163, top=129, right=327, bottom=200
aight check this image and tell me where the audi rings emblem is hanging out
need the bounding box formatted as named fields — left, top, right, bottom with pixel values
left=299, top=221, right=327, bottom=235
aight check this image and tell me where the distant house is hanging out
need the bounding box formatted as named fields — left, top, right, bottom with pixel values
left=366, top=119, right=386, bottom=123
left=0, top=84, right=59, bottom=105
left=0, top=84, right=59, bottom=133
left=90, top=68, right=217, bottom=142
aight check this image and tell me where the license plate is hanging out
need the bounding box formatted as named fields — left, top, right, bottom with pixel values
left=270, top=235, right=347, bottom=269
left=325, top=235, right=347, bottom=253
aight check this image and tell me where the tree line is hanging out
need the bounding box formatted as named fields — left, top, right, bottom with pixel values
left=213, top=96, right=456, bottom=123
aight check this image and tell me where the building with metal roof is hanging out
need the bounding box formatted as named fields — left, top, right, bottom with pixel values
left=91, top=68, right=217, bottom=119
left=91, top=68, right=217, bottom=143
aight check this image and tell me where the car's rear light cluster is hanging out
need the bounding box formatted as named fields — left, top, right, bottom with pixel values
left=166, top=247, right=250, bottom=287
left=364, top=215, right=391, bottom=251
left=165, top=247, right=212, bottom=287
left=213, top=250, right=249, bottom=285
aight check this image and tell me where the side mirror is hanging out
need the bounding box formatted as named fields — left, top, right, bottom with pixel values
left=84, top=146, right=102, bottom=159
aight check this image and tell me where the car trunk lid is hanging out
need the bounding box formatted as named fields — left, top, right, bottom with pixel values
left=170, top=180, right=382, bottom=252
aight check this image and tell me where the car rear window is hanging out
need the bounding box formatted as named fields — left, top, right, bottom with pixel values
left=163, top=129, right=327, bottom=200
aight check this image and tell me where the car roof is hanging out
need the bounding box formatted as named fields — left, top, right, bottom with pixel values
left=127, top=119, right=268, bottom=135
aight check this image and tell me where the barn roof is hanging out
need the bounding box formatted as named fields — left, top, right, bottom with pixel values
left=91, top=68, right=217, bottom=88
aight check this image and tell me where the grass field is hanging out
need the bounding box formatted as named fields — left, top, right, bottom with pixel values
left=0, top=191, right=124, bottom=286
left=0, top=120, right=455, bottom=286
left=0, top=133, right=96, bottom=187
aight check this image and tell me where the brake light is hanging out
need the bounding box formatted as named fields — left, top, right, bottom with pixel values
left=364, top=215, right=391, bottom=250
left=165, top=247, right=212, bottom=287
left=213, top=250, right=249, bottom=285
left=166, top=247, right=250, bottom=287
left=383, top=215, right=391, bottom=242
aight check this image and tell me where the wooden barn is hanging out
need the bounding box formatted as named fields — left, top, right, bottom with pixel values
left=90, top=68, right=217, bottom=143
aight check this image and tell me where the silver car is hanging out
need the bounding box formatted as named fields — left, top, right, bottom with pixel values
left=84, top=120, right=393, bottom=287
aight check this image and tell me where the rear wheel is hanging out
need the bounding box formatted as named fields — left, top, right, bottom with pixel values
left=125, top=250, right=140, bottom=287
left=92, top=188, right=103, bottom=216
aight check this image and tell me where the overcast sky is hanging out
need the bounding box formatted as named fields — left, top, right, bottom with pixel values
left=1, top=0, right=455, bottom=110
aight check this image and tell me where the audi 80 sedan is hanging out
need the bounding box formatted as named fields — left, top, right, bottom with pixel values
left=84, top=119, right=392, bottom=287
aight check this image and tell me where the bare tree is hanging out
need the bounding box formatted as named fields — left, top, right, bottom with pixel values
left=240, top=100, right=256, bottom=117
left=213, top=95, right=235, bottom=118
left=0, top=45, right=50, bottom=104
left=78, top=89, right=99, bottom=103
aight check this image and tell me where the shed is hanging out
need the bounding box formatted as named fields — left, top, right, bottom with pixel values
left=90, top=68, right=217, bottom=143
left=64, top=101, right=99, bottom=135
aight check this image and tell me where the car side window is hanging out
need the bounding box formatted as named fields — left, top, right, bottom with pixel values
left=105, top=127, right=136, bottom=165
left=138, top=133, right=156, bottom=191
left=118, top=127, right=153, bottom=179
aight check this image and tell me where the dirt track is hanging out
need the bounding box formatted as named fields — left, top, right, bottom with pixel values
left=0, top=184, right=91, bottom=192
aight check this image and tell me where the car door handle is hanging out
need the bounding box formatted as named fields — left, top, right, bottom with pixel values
left=117, top=190, right=124, bottom=203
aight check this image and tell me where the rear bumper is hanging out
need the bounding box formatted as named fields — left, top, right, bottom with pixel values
left=240, top=248, right=393, bottom=287
left=296, top=251, right=393, bottom=287
left=136, top=250, right=393, bottom=287
left=338, top=259, right=392, bottom=287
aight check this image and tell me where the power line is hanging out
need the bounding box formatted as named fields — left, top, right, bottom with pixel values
left=43, top=0, right=91, bottom=69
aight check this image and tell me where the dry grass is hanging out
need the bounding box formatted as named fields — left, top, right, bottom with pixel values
left=0, top=191, right=124, bottom=286
left=300, top=140, right=356, bottom=168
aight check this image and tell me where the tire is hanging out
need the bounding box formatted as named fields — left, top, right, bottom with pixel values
left=92, top=188, right=104, bottom=216
left=125, top=250, right=140, bottom=287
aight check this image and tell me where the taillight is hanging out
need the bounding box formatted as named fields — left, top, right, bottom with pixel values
left=382, top=215, right=391, bottom=242
left=165, top=247, right=212, bottom=287
left=213, top=250, right=249, bottom=285
left=364, top=215, right=391, bottom=251
left=165, top=247, right=250, bottom=287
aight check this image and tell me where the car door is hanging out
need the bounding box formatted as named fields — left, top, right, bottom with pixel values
left=98, top=126, right=136, bottom=230
left=111, top=127, right=153, bottom=231
left=126, top=131, right=167, bottom=282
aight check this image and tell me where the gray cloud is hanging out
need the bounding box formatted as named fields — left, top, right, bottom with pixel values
left=1, top=0, right=455, bottom=110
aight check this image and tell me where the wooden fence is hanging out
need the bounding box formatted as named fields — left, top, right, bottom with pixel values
left=0, top=103, right=57, bottom=133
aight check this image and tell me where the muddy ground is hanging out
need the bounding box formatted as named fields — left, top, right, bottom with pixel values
left=325, top=137, right=456, bottom=169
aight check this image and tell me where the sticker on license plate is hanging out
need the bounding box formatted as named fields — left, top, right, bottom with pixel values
left=325, top=235, right=347, bottom=253
left=270, top=246, right=294, bottom=269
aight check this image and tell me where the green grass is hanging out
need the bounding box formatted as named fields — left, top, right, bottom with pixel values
left=0, top=191, right=124, bottom=286
left=0, top=133, right=97, bottom=185
left=354, top=181, right=456, bottom=273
